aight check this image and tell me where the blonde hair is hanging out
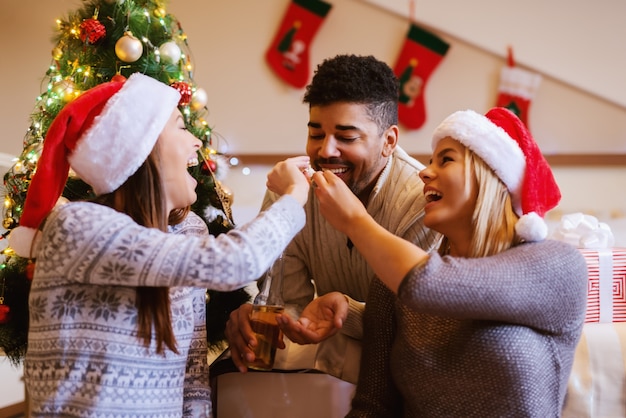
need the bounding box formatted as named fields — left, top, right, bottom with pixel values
left=438, top=148, right=521, bottom=258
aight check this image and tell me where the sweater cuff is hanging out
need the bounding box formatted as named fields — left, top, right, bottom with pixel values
left=265, top=194, right=306, bottom=238
left=341, top=295, right=364, bottom=340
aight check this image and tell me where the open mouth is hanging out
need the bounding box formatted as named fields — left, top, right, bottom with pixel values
left=325, top=167, right=348, bottom=175
left=424, top=190, right=442, bottom=203
left=315, top=165, right=349, bottom=177
left=187, top=157, right=199, bottom=168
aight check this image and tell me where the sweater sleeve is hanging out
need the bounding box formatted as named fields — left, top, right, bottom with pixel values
left=397, top=240, right=588, bottom=333
left=347, top=278, right=403, bottom=417
left=36, top=197, right=305, bottom=291
left=169, top=214, right=212, bottom=417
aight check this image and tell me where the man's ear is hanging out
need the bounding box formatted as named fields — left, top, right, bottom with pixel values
left=382, top=125, right=399, bottom=157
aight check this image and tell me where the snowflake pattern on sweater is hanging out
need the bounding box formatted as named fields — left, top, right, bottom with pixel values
left=25, top=197, right=304, bottom=417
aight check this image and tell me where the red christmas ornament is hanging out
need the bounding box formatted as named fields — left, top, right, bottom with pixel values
left=25, top=260, right=36, bottom=281
left=201, top=159, right=217, bottom=174
left=111, top=74, right=127, bottom=83
left=80, top=18, right=106, bottom=44
left=171, top=81, right=192, bottom=106
left=0, top=304, right=9, bottom=324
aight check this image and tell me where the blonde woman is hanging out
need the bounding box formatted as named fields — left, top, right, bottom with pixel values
left=294, top=107, right=587, bottom=417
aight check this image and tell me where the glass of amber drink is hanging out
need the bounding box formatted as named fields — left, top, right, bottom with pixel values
left=247, top=304, right=284, bottom=370
left=247, top=255, right=284, bottom=371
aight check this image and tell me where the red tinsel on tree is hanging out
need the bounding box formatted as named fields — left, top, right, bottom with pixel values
left=79, top=18, right=106, bottom=44
left=171, top=81, right=192, bottom=106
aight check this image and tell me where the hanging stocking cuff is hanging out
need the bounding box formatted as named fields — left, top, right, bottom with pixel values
left=499, top=66, right=542, bottom=100
left=294, top=0, right=332, bottom=16
left=406, top=24, right=450, bottom=56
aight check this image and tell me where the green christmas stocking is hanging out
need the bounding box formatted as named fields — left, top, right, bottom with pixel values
left=265, top=0, right=332, bottom=88
left=394, top=23, right=449, bottom=130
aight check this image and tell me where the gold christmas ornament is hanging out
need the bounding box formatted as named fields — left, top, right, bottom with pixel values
left=52, top=46, right=63, bottom=60
left=115, top=32, right=143, bottom=63
left=2, top=197, right=16, bottom=230
left=2, top=217, right=16, bottom=230
left=52, top=79, right=78, bottom=102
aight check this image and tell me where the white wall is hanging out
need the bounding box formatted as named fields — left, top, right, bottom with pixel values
left=1, top=0, right=626, bottom=157
left=0, top=358, right=24, bottom=409
left=167, top=0, right=626, bottom=156
left=361, top=0, right=626, bottom=109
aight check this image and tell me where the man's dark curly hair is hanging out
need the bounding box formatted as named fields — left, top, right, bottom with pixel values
left=303, top=54, right=399, bottom=133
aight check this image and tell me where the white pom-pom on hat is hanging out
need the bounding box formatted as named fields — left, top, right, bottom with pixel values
left=515, top=211, right=549, bottom=242
left=432, top=107, right=560, bottom=242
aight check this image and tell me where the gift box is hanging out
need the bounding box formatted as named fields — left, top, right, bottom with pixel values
left=550, top=212, right=625, bottom=323
left=580, top=248, right=626, bottom=323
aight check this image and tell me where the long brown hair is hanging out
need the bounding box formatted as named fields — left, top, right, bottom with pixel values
left=94, top=148, right=180, bottom=354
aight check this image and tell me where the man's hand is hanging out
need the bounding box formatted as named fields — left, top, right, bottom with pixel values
left=225, top=303, right=287, bottom=373
left=277, top=292, right=349, bottom=345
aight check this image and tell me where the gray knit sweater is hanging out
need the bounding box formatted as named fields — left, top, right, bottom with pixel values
left=25, top=196, right=304, bottom=418
left=348, top=240, right=588, bottom=418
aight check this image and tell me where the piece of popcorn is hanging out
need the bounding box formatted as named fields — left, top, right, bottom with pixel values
left=303, top=165, right=315, bottom=178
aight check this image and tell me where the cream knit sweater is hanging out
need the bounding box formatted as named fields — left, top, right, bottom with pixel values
left=260, top=147, right=440, bottom=381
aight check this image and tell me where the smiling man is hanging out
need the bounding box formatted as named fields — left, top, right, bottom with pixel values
left=225, top=54, right=440, bottom=383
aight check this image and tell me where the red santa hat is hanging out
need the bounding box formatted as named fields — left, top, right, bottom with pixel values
left=8, top=73, right=180, bottom=257
left=432, top=107, right=560, bottom=242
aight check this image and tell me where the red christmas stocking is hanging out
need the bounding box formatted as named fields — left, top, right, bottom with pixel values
left=265, top=0, right=332, bottom=89
left=394, top=24, right=449, bottom=130
left=496, top=49, right=542, bottom=128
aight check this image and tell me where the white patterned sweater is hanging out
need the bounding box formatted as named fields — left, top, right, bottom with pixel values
left=24, top=196, right=305, bottom=417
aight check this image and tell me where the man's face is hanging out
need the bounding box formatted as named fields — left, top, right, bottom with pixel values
left=306, top=102, right=395, bottom=202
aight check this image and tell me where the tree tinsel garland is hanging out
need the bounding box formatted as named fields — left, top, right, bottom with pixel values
left=0, top=0, right=250, bottom=365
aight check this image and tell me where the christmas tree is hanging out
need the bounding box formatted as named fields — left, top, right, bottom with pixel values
left=0, top=0, right=249, bottom=365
